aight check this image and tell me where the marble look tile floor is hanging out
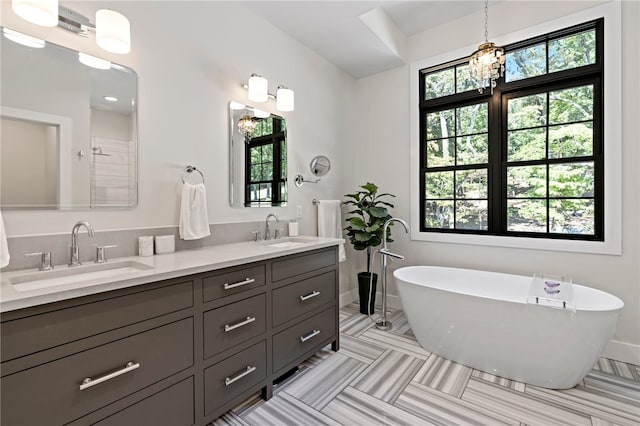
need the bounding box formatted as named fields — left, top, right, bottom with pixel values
left=212, top=304, right=640, bottom=426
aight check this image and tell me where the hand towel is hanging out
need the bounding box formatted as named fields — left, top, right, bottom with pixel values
left=0, top=210, right=10, bottom=268
left=317, top=199, right=346, bottom=262
left=179, top=183, right=211, bottom=240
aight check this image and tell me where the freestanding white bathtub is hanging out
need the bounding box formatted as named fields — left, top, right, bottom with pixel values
left=394, top=266, right=624, bottom=389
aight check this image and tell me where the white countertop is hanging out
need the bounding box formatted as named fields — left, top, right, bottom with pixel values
left=0, top=236, right=343, bottom=313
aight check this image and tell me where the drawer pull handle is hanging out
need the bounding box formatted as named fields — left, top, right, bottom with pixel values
left=299, top=291, right=321, bottom=301
left=224, top=278, right=255, bottom=290
left=300, top=329, right=321, bottom=343
left=79, top=361, right=140, bottom=391
left=225, top=365, right=257, bottom=386
left=225, top=316, right=256, bottom=332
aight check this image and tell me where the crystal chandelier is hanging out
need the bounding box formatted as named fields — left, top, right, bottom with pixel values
left=469, top=0, right=505, bottom=93
left=238, top=115, right=257, bottom=142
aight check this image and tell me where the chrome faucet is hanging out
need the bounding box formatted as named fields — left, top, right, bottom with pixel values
left=69, top=220, right=95, bottom=266
left=264, top=213, right=280, bottom=240
left=376, top=217, right=410, bottom=331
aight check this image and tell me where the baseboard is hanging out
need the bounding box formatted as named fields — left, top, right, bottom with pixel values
left=603, top=339, right=640, bottom=365
left=339, top=289, right=403, bottom=310
left=339, top=288, right=358, bottom=308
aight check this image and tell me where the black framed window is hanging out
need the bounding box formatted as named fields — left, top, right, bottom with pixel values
left=245, top=116, right=287, bottom=207
left=419, top=19, right=603, bottom=240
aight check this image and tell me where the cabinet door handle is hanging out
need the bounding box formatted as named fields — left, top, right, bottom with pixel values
left=225, top=365, right=256, bottom=386
left=224, top=316, right=256, bottom=332
left=299, top=291, right=321, bottom=301
left=79, top=361, right=140, bottom=391
left=224, top=278, right=255, bottom=290
left=300, top=329, right=320, bottom=343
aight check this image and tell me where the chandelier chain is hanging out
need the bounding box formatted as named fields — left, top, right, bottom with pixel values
left=484, top=0, right=489, bottom=42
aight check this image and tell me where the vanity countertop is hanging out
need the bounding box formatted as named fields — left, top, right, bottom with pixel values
left=0, top=236, right=343, bottom=313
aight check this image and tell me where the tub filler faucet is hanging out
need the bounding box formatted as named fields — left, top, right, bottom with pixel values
left=69, top=220, right=95, bottom=266
left=376, top=217, right=410, bottom=331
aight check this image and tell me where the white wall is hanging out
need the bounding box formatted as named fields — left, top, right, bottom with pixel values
left=0, top=1, right=355, bottom=237
left=345, top=0, right=640, bottom=361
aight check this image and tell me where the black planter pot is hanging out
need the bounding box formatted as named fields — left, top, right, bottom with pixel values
left=358, top=272, right=378, bottom=315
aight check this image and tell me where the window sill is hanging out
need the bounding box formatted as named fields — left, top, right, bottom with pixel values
left=410, top=229, right=621, bottom=255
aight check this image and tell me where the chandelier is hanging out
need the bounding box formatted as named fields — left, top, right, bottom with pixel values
left=238, top=115, right=257, bottom=142
left=469, top=0, right=505, bottom=93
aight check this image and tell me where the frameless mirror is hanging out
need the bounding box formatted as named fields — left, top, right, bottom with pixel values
left=229, top=102, right=287, bottom=208
left=0, top=27, right=138, bottom=210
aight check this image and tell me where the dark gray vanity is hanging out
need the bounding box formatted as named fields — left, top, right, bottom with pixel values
left=0, top=245, right=339, bottom=425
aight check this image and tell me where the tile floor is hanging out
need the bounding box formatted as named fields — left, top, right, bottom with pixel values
left=213, top=303, right=640, bottom=426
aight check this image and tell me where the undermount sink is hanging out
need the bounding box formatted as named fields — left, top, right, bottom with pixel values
left=262, top=237, right=318, bottom=249
left=9, top=260, right=154, bottom=292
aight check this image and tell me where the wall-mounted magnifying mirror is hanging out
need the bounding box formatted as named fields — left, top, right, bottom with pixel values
left=310, top=155, right=331, bottom=177
left=294, top=155, right=331, bottom=188
left=229, top=101, right=287, bottom=208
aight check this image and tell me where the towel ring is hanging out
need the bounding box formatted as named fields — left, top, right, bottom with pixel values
left=181, top=166, right=205, bottom=184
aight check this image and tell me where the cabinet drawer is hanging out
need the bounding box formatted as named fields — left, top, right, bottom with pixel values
left=92, top=377, right=194, bottom=426
left=272, top=271, right=336, bottom=327
left=1, top=280, right=193, bottom=362
left=203, top=294, right=266, bottom=359
left=203, top=264, right=266, bottom=302
left=272, top=307, right=336, bottom=373
left=271, top=248, right=336, bottom=283
left=204, top=340, right=266, bottom=416
left=0, top=318, right=193, bottom=426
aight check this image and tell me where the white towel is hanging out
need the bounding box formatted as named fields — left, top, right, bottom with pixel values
left=179, top=183, right=211, bottom=240
left=0, top=210, right=9, bottom=268
left=317, top=199, right=346, bottom=262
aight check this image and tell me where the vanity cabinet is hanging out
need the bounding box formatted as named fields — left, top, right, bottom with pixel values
left=0, top=245, right=339, bottom=426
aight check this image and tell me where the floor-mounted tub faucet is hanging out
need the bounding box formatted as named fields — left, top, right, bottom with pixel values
left=376, top=217, right=410, bottom=331
left=69, top=220, right=95, bottom=266
left=264, top=213, right=280, bottom=240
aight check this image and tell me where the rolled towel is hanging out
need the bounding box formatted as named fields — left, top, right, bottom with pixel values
left=317, top=199, right=346, bottom=262
left=0, top=210, right=9, bottom=268
left=179, top=183, right=211, bottom=240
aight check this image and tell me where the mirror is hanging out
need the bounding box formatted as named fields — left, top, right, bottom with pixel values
left=229, top=102, right=287, bottom=208
left=310, top=155, right=331, bottom=177
left=0, top=27, right=138, bottom=210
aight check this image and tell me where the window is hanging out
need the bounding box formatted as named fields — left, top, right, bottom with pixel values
left=245, top=116, right=287, bottom=207
left=419, top=20, right=603, bottom=240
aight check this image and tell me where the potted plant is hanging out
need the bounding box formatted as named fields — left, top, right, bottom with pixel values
left=344, top=182, right=395, bottom=314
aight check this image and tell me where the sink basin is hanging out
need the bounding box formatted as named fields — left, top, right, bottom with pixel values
left=262, top=237, right=318, bottom=249
left=9, top=260, right=154, bottom=292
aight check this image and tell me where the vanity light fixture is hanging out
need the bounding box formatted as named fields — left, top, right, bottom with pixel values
left=2, top=28, right=45, bottom=48
left=103, top=96, right=118, bottom=102
left=244, top=74, right=295, bottom=112
left=11, top=0, right=131, bottom=54
left=248, top=73, right=268, bottom=103
left=276, top=85, right=294, bottom=112
left=78, top=52, right=111, bottom=70
left=229, top=101, right=246, bottom=110
left=252, top=108, right=270, bottom=119
left=12, top=0, right=58, bottom=27
left=468, top=0, right=505, bottom=93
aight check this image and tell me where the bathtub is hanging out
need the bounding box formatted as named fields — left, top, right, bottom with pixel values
left=394, top=266, right=623, bottom=389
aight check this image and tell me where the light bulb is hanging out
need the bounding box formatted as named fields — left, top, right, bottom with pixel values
left=11, top=0, right=58, bottom=27
left=96, top=9, right=131, bottom=54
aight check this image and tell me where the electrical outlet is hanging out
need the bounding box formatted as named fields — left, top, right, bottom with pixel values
left=296, top=205, right=303, bottom=218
